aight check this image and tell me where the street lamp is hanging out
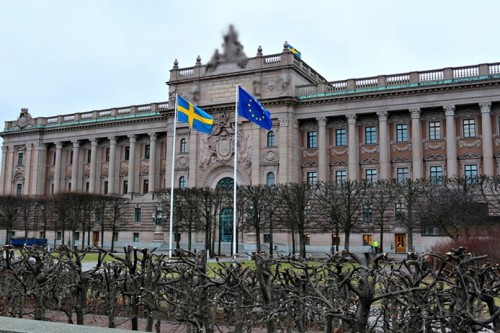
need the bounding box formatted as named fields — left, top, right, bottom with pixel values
left=153, top=203, right=163, bottom=226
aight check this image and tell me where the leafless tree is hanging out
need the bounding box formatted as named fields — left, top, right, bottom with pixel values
left=0, top=195, right=24, bottom=245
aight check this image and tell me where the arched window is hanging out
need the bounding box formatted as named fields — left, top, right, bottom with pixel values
left=267, top=131, right=276, bottom=147
left=266, top=172, right=276, bottom=186
left=180, top=138, right=187, bottom=153
left=216, top=177, right=234, bottom=190
left=179, top=176, right=187, bottom=188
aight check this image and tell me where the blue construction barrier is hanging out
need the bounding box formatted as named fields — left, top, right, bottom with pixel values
left=11, top=238, right=47, bottom=247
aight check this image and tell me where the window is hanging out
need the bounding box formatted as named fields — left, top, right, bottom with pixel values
left=95, top=210, right=102, bottom=224
left=53, top=152, right=56, bottom=165
left=267, top=131, right=276, bottom=147
left=39, top=231, right=45, bottom=239
left=105, top=148, right=110, bottom=162
left=124, top=147, right=130, bottom=161
left=263, top=233, right=272, bottom=243
left=69, top=151, right=73, bottom=164
left=133, top=233, right=140, bottom=242
left=16, top=184, right=22, bottom=195
left=335, top=128, right=346, bottom=146
left=143, top=179, right=149, bottom=194
left=396, top=167, right=409, bottom=183
left=304, top=234, right=311, bottom=245
left=51, top=183, right=54, bottom=194
left=180, top=138, right=187, bottom=153
left=464, top=164, right=478, bottom=183
left=395, top=202, right=406, bottom=220
left=335, top=170, right=347, bottom=184
left=365, top=169, right=377, bottom=183
left=429, top=121, right=441, bottom=140
left=123, top=180, right=128, bottom=194
left=179, top=176, right=187, bottom=188
left=396, top=124, right=408, bottom=142
left=85, top=182, right=90, bottom=193
left=331, top=235, right=340, bottom=246
left=134, top=207, right=141, bottom=223
left=266, top=172, right=276, bottom=186
left=104, top=181, right=109, bottom=194
left=68, top=183, right=71, bottom=191
left=113, top=232, right=119, bottom=242
left=307, top=131, right=317, bottom=148
left=144, top=144, right=150, bottom=160
left=421, top=226, right=441, bottom=236
left=463, top=119, right=476, bottom=138
left=56, top=231, right=62, bottom=240
left=430, top=166, right=443, bottom=184
left=362, top=234, right=373, bottom=246
left=363, top=204, right=373, bottom=223
left=74, top=232, right=80, bottom=241
left=365, top=126, right=376, bottom=144
left=17, top=152, right=24, bottom=167
left=307, top=171, right=318, bottom=185
left=87, top=150, right=91, bottom=163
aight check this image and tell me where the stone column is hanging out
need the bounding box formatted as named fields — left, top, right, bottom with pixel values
left=317, top=117, right=328, bottom=182
left=444, top=105, right=458, bottom=177
left=5, top=146, right=14, bottom=195
left=148, top=132, right=157, bottom=193
left=89, top=138, right=98, bottom=193
left=127, top=135, right=136, bottom=194
left=0, top=145, right=7, bottom=194
left=278, top=115, right=290, bottom=183
left=54, top=142, right=63, bottom=194
left=188, top=130, right=199, bottom=187
left=377, top=111, right=389, bottom=179
left=108, top=136, right=116, bottom=194
left=347, top=114, right=358, bottom=180
left=32, top=143, right=47, bottom=196
left=480, top=102, right=494, bottom=176
left=23, top=144, right=32, bottom=195
left=165, top=127, right=175, bottom=189
left=71, top=140, right=80, bottom=192
left=410, top=108, right=423, bottom=179
left=251, top=124, right=261, bottom=185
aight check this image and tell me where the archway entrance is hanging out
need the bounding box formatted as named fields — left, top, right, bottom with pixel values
left=217, top=177, right=234, bottom=243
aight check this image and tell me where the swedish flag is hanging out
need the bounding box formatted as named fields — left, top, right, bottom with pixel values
left=288, top=43, right=301, bottom=59
left=177, top=95, right=214, bottom=134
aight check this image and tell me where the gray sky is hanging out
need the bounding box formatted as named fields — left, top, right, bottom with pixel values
left=1, top=0, right=499, bottom=145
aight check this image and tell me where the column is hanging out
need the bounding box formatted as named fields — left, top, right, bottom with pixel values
left=480, top=103, right=494, bottom=176
left=54, top=142, right=63, bottom=194
left=278, top=115, right=290, bottom=183
left=317, top=117, right=328, bottom=182
left=89, top=138, right=98, bottom=193
left=5, top=146, right=14, bottom=194
left=188, top=130, right=199, bottom=187
left=32, top=143, right=47, bottom=196
left=377, top=111, right=389, bottom=179
left=0, top=145, right=8, bottom=194
left=71, top=140, right=80, bottom=192
left=444, top=105, right=458, bottom=177
left=410, top=108, right=423, bottom=179
left=108, top=136, right=116, bottom=194
left=251, top=124, right=261, bottom=185
left=23, top=144, right=32, bottom=195
left=165, top=127, right=175, bottom=189
left=347, top=114, right=358, bottom=180
left=148, top=132, right=157, bottom=193
left=127, top=134, right=136, bottom=194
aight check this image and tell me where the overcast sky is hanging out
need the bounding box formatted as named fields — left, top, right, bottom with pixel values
left=1, top=0, right=499, bottom=145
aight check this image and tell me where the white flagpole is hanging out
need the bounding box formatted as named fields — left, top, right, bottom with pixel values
left=232, top=84, right=239, bottom=256
left=168, top=94, right=179, bottom=258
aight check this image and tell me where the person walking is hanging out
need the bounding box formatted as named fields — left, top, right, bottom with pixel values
left=372, top=240, right=379, bottom=253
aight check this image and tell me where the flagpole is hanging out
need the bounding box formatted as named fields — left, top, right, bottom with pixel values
left=168, top=94, right=179, bottom=258
left=232, top=84, right=239, bottom=256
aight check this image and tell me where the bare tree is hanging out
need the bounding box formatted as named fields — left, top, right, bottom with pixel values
left=368, top=179, right=399, bottom=253
left=0, top=195, right=24, bottom=245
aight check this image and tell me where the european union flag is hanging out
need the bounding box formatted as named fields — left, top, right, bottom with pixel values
left=237, top=86, right=273, bottom=131
left=288, top=43, right=301, bottom=59
left=177, top=95, right=214, bottom=134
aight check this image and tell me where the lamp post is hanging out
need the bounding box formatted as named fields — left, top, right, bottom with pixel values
left=153, top=203, right=164, bottom=242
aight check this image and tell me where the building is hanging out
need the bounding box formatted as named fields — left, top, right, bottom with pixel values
left=1, top=28, right=500, bottom=254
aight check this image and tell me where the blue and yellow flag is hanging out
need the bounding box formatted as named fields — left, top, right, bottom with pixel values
left=288, top=43, right=301, bottom=59
left=176, top=95, right=214, bottom=134
left=237, top=86, right=273, bottom=131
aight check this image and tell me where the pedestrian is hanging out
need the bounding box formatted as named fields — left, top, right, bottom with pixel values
left=373, top=240, right=379, bottom=253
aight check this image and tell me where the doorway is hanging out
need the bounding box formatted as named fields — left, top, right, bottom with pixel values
left=93, top=231, right=100, bottom=247
left=395, top=234, right=406, bottom=254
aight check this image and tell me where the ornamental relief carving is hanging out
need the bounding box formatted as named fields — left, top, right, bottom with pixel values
left=392, top=144, right=411, bottom=152
left=361, top=146, right=379, bottom=154
left=458, top=139, right=481, bottom=148
left=140, top=160, right=149, bottom=176
left=65, top=165, right=72, bottom=179
left=119, top=161, right=129, bottom=176
left=49, top=166, right=54, bottom=177
left=101, top=163, right=109, bottom=177
left=177, top=155, right=188, bottom=167
left=331, top=147, right=348, bottom=155
left=425, top=141, right=445, bottom=150
left=265, top=150, right=277, bottom=161
left=303, top=149, right=318, bottom=158
left=83, top=164, right=90, bottom=179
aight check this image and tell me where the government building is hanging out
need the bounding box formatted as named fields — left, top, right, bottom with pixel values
left=1, top=28, right=500, bottom=254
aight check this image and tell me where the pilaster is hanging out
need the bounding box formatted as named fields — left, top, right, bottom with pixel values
left=410, top=108, right=423, bottom=179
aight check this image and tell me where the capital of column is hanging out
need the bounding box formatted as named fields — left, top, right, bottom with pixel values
left=376, top=111, right=388, bottom=122
left=444, top=105, right=455, bottom=117
left=279, top=116, right=289, bottom=127
left=108, top=136, right=116, bottom=145
left=149, top=132, right=157, bottom=141
left=480, top=102, right=492, bottom=114
left=56, top=142, right=63, bottom=150
left=346, top=113, right=357, bottom=124
left=167, top=126, right=175, bottom=137
left=128, top=134, right=136, bottom=143
left=26, top=144, right=32, bottom=152
left=316, top=117, right=327, bottom=127
left=72, top=140, right=80, bottom=148
left=410, top=108, right=421, bottom=119
left=90, top=138, right=98, bottom=147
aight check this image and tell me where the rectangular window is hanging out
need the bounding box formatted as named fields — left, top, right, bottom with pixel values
left=123, top=180, right=128, bottom=194
left=133, top=232, right=140, bottom=242
left=335, top=128, right=346, bottom=146
left=263, top=233, right=271, bottom=243
left=105, top=148, right=110, bottom=162
left=104, top=181, right=109, bottom=194
left=363, top=204, right=373, bottom=223
left=68, top=183, right=71, bottom=191
left=331, top=235, right=340, bottom=246
left=134, top=207, right=141, bottom=223
left=53, top=152, right=56, bottom=165
left=87, top=150, right=91, bottom=163
left=124, top=147, right=130, bottom=161
left=307, top=171, right=318, bottom=185
left=395, top=203, right=406, bottom=221
left=113, top=232, right=119, bottom=242
left=463, top=119, right=476, bottom=138
left=335, top=170, right=347, bottom=184
left=74, top=232, right=80, bottom=241
left=95, top=211, right=102, bottom=224
left=396, top=167, right=409, bottom=183
left=362, top=234, right=373, bottom=246
left=464, top=164, right=478, bottom=183
left=396, top=124, right=408, bottom=142
left=429, top=121, right=441, bottom=140
left=56, top=231, right=62, bottom=240
left=143, top=179, right=149, bottom=194
left=85, top=182, right=90, bottom=193
left=307, top=131, right=318, bottom=148
left=430, top=166, right=443, bottom=184
left=16, top=184, right=22, bottom=195
left=144, top=144, right=150, bottom=160
left=304, top=234, right=311, bottom=246
left=365, top=169, right=377, bottom=183
left=17, top=152, right=24, bottom=167
left=365, top=126, right=376, bottom=144
left=69, top=151, right=73, bottom=164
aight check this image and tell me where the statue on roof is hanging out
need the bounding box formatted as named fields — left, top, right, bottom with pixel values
left=12, top=108, right=35, bottom=129
left=206, top=25, right=248, bottom=73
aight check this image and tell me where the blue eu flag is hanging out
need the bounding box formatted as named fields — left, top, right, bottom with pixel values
left=237, top=86, right=273, bottom=130
left=177, top=95, right=214, bottom=134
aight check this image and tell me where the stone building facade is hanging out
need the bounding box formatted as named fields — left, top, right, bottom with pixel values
left=1, top=32, right=500, bottom=253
